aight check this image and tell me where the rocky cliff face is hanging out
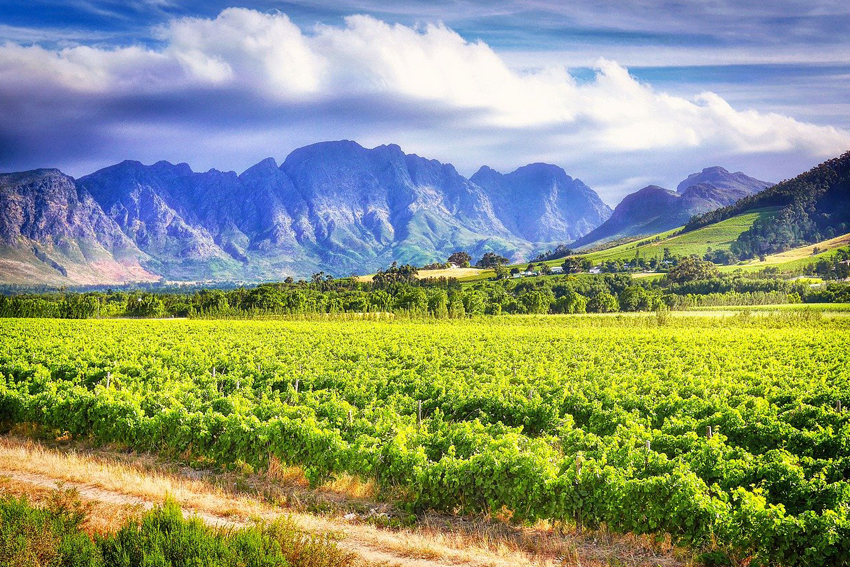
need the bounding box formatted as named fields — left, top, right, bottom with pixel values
left=471, top=163, right=612, bottom=243
left=0, top=140, right=620, bottom=284
left=0, top=169, right=156, bottom=285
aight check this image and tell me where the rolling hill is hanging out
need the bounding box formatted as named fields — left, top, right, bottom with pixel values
left=524, top=209, right=775, bottom=270
left=685, top=151, right=850, bottom=258
left=570, top=167, right=771, bottom=249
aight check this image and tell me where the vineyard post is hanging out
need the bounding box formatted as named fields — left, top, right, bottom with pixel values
left=106, top=372, right=111, bottom=389
left=706, top=425, right=713, bottom=440
left=348, top=409, right=353, bottom=424
left=295, top=379, right=300, bottom=394
left=212, top=367, right=216, bottom=378
left=837, top=400, right=843, bottom=412
left=575, top=455, right=583, bottom=532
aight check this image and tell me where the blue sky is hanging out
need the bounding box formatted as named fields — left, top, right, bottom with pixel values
left=1, top=0, right=849, bottom=204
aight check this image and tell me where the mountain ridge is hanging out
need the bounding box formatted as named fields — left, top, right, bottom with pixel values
left=1, top=141, right=611, bottom=284
left=570, top=167, right=772, bottom=249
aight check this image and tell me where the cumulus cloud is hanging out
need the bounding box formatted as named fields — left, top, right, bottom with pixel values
left=0, top=7, right=848, bottom=202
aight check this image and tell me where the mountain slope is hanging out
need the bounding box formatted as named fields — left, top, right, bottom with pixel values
left=2, top=141, right=614, bottom=284
left=0, top=169, right=157, bottom=285
left=279, top=141, right=521, bottom=272
left=470, top=163, right=612, bottom=243
left=677, top=166, right=772, bottom=195
left=571, top=167, right=771, bottom=249
left=684, top=152, right=850, bottom=258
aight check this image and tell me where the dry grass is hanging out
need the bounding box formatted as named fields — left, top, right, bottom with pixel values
left=355, top=267, right=485, bottom=282
left=745, top=231, right=850, bottom=265
left=0, top=476, right=143, bottom=534
left=0, top=433, right=691, bottom=567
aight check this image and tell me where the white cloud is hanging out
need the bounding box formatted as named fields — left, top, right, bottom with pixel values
left=0, top=7, right=848, bottom=202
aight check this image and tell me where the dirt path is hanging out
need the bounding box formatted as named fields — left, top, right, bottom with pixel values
left=0, top=435, right=683, bottom=567
left=1, top=470, right=241, bottom=529
left=0, top=468, right=495, bottom=567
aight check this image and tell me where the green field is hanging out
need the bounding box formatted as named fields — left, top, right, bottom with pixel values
left=454, top=209, right=775, bottom=284
left=694, top=302, right=850, bottom=313
left=2, top=316, right=850, bottom=565
left=578, top=209, right=776, bottom=265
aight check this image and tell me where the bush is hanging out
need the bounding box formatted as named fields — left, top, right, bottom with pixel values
left=1, top=492, right=357, bottom=567
left=587, top=292, right=619, bottom=313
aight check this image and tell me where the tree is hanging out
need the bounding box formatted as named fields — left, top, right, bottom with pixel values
left=587, top=292, right=619, bottom=313
left=373, top=262, right=419, bottom=286
left=553, top=291, right=587, bottom=314
left=476, top=252, right=509, bottom=268
left=540, top=263, right=552, bottom=275
left=394, top=288, right=427, bottom=313
left=518, top=290, right=554, bottom=314
left=667, top=256, right=719, bottom=284
left=462, top=291, right=486, bottom=315
left=618, top=286, right=658, bottom=312
left=127, top=293, right=166, bottom=317
left=448, top=251, right=472, bottom=268
left=427, top=290, right=449, bottom=318
left=448, top=292, right=466, bottom=318
left=562, top=258, right=583, bottom=274
left=494, top=264, right=510, bottom=280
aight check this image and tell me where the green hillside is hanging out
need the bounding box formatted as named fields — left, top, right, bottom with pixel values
left=684, top=151, right=850, bottom=258
left=528, top=208, right=776, bottom=268
left=718, top=233, right=850, bottom=273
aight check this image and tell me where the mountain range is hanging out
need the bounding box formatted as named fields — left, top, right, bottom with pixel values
left=569, top=167, right=772, bottom=249
left=0, top=141, right=771, bottom=285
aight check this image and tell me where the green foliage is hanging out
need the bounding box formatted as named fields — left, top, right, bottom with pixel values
left=447, top=251, right=472, bottom=268
left=475, top=252, right=509, bottom=268
left=586, top=292, right=618, bottom=313
left=0, top=493, right=356, bottom=567
left=667, top=257, right=720, bottom=284
left=618, top=286, right=659, bottom=312
left=3, top=317, right=850, bottom=563
left=0, top=490, right=100, bottom=567
left=687, top=152, right=850, bottom=258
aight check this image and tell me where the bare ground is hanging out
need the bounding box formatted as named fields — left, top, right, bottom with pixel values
left=0, top=433, right=692, bottom=567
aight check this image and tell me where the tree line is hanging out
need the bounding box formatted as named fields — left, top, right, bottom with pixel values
left=1, top=259, right=847, bottom=319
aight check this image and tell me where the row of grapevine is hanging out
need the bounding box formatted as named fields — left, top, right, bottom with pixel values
left=1, top=315, right=848, bottom=564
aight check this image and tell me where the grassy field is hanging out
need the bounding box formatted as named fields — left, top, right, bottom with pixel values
left=574, top=209, right=776, bottom=265
left=446, top=209, right=773, bottom=283
left=3, top=315, right=850, bottom=565
left=355, top=266, right=486, bottom=282
left=354, top=210, right=845, bottom=285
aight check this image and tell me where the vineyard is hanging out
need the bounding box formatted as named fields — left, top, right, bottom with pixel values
left=2, top=315, right=849, bottom=565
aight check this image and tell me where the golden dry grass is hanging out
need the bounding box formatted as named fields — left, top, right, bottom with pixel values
left=743, top=232, right=850, bottom=265
left=0, top=433, right=691, bottom=567
left=355, top=267, right=485, bottom=282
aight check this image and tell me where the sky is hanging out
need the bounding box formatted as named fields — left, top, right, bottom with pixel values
left=1, top=1, right=849, bottom=205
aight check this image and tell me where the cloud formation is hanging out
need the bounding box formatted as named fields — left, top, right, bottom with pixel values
left=0, top=7, right=848, bottom=203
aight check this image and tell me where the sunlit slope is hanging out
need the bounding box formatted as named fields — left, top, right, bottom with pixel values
left=718, top=232, right=850, bottom=273
left=523, top=208, right=777, bottom=269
